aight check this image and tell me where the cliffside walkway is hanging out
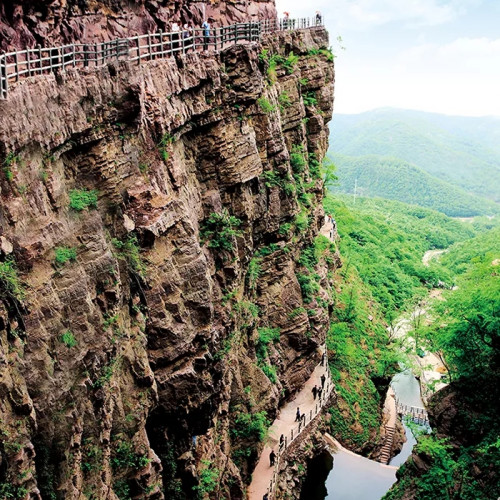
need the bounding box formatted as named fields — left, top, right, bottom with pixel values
left=248, top=347, right=335, bottom=500
left=320, top=214, right=337, bottom=241
left=0, top=16, right=323, bottom=100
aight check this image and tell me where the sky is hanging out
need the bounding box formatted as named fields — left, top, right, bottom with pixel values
left=275, top=0, right=500, bottom=117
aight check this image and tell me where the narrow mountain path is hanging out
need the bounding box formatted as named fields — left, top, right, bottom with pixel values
left=422, top=248, right=445, bottom=266
left=247, top=352, right=332, bottom=500
left=320, top=217, right=335, bottom=240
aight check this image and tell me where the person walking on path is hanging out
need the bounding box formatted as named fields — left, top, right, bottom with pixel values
left=312, top=385, right=318, bottom=400
left=318, top=386, right=323, bottom=401
left=280, top=434, right=285, bottom=447
left=321, top=374, right=326, bottom=388
left=321, top=352, right=326, bottom=366
left=263, top=494, right=269, bottom=500
left=295, top=407, right=301, bottom=422
left=269, top=450, right=276, bottom=467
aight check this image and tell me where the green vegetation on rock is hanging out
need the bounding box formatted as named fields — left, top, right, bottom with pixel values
left=69, top=189, right=98, bottom=211
left=0, top=259, right=25, bottom=301
left=54, top=246, right=77, bottom=266
left=60, top=330, right=77, bottom=348
left=200, top=210, right=242, bottom=252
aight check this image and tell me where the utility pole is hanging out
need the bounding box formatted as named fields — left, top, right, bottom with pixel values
left=353, top=178, right=357, bottom=204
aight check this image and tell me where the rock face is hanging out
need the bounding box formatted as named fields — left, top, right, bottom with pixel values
left=0, top=0, right=276, bottom=51
left=0, top=16, right=335, bottom=500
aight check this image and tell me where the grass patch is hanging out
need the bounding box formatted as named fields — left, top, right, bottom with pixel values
left=0, top=259, right=25, bottom=301
left=257, top=97, right=276, bottom=113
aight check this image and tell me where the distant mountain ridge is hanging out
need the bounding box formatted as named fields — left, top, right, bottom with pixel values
left=330, top=154, right=499, bottom=217
left=329, top=108, right=500, bottom=216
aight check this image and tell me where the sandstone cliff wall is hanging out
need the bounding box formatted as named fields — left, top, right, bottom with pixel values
left=0, top=25, right=335, bottom=499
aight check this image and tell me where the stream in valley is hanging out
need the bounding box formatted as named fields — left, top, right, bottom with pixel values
left=300, top=369, right=427, bottom=500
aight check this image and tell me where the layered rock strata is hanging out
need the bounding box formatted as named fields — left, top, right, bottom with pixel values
left=0, top=21, right=335, bottom=500
left=0, top=0, right=276, bottom=51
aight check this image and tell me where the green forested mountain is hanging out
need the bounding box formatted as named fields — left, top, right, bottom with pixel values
left=323, top=194, right=498, bottom=457
left=323, top=195, right=478, bottom=319
left=329, top=154, right=500, bottom=217
left=329, top=108, right=500, bottom=213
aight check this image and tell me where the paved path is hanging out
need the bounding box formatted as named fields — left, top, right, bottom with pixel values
left=320, top=217, right=335, bottom=240
left=247, top=352, right=331, bottom=500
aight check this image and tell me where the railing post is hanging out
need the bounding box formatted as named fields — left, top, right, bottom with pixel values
left=72, top=44, right=76, bottom=67
left=192, top=26, right=196, bottom=52
left=0, top=52, right=7, bottom=100
left=14, top=51, right=19, bottom=82
left=159, top=30, right=164, bottom=56
left=26, top=47, right=32, bottom=77
left=37, top=45, right=42, bottom=74
left=148, top=32, right=153, bottom=60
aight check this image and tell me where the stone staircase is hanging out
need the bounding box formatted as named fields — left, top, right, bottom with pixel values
left=379, top=425, right=395, bottom=464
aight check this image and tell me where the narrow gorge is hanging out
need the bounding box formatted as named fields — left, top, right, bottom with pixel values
left=3, top=2, right=497, bottom=500
left=0, top=1, right=342, bottom=498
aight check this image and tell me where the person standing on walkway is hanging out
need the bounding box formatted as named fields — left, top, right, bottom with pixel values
left=269, top=449, right=276, bottom=466
left=321, top=352, right=326, bottom=366
left=202, top=20, right=210, bottom=50
left=171, top=22, right=180, bottom=51
left=318, top=386, right=323, bottom=400
left=280, top=434, right=285, bottom=446
left=295, top=407, right=301, bottom=422
left=312, top=385, right=318, bottom=399
left=263, top=494, right=269, bottom=500
left=321, top=374, right=326, bottom=388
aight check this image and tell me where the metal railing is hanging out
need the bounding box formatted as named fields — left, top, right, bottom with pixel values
left=396, top=402, right=430, bottom=426
left=266, top=362, right=335, bottom=499
left=0, top=16, right=324, bottom=100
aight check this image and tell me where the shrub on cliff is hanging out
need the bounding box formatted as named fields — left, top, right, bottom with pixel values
left=112, top=235, right=146, bottom=277
left=69, top=189, right=98, bottom=211
left=0, top=259, right=25, bottom=301
left=54, top=246, right=77, bottom=266
left=200, top=210, right=242, bottom=252
left=231, top=411, right=270, bottom=442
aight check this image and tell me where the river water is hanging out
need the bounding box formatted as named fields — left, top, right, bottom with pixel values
left=301, top=369, right=426, bottom=500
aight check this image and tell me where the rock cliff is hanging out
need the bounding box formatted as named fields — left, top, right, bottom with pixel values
left=0, top=0, right=276, bottom=51
left=0, top=10, right=335, bottom=499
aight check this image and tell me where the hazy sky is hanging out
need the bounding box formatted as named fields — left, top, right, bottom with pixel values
left=275, top=0, right=500, bottom=116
